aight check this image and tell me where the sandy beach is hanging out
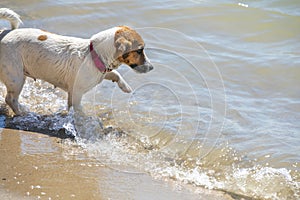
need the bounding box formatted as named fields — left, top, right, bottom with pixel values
left=0, top=128, right=234, bottom=200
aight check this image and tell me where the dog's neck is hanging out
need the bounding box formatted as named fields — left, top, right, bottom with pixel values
left=89, top=41, right=107, bottom=73
left=90, top=27, right=121, bottom=71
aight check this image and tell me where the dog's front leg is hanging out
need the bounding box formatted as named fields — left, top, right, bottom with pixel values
left=104, top=70, right=132, bottom=93
left=68, top=91, right=83, bottom=112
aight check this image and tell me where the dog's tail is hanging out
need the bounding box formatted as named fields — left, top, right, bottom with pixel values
left=0, top=8, right=22, bottom=30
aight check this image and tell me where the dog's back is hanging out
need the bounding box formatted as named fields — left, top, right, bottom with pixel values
left=0, top=8, right=90, bottom=91
left=0, top=8, right=93, bottom=114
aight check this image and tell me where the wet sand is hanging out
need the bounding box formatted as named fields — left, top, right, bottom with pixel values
left=0, top=128, right=233, bottom=200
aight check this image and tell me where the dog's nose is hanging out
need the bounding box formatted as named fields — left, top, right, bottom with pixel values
left=149, top=64, right=154, bottom=71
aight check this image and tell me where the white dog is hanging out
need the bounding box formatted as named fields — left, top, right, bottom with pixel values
left=0, top=8, right=153, bottom=115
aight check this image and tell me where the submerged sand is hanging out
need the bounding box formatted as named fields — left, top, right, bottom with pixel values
left=0, top=129, right=233, bottom=200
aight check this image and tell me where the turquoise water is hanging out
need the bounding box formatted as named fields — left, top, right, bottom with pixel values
left=0, top=0, right=299, bottom=199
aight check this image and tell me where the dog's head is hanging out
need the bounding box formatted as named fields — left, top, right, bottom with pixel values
left=114, top=26, right=153, bottom=73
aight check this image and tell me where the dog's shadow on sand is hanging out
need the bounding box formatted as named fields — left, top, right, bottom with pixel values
left=0, top=105, right=75, bottom=139
left=0, top=104, right=124, bottom=140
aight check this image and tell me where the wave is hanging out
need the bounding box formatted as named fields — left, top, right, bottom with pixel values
left=1, top=103, right=298, bottom=199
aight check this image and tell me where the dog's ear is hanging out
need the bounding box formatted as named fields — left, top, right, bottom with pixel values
left=115, top=37, right=132, bottom=53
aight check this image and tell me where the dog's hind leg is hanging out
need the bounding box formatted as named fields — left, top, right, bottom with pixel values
left=4, top=77, right=25, bottom=115
left=104, top=70, right=132, bottom=93
left=0, top=50, right=26, bottom=115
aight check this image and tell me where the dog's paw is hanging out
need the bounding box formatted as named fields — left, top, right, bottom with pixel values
left=15, top=105, right=29, bottom=116
left=118, top=80, right=132, bottom=93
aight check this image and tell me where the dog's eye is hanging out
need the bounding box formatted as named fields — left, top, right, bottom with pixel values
left=136, top=48, right=143, bottom=55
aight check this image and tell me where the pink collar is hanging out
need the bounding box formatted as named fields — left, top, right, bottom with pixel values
left=89, top=41, right=110, bottom=73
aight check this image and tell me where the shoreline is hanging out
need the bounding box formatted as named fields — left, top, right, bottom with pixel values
left=0, top=128, right=234, bottom=200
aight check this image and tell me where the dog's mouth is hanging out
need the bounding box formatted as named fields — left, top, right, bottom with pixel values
left=130, top=53, right=154, bottom=73
left=106, top=67, right=113, bottom=72
left=130, top=64, right=138, bottom=68
left=130, top=61, right=154, bottom=73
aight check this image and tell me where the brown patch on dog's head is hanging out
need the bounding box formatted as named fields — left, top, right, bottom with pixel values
left=115, top=26, right=144, bottom=51
left=117, top=48, right=146, bottom=68
left=37, top=35, right=48, bottom=41
left=114, top=26, right=153, bottom=73
left=114, top=26, right=144, bottom=61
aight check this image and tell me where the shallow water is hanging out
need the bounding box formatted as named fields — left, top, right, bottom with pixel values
left=0, top=0, right=299, bottom=199
left=1, top=129, right=236, bottom=200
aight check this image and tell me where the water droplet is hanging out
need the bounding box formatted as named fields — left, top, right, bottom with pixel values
left=238, top=3, right=248, bottom=8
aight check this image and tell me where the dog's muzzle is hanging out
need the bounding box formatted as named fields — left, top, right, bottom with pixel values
left=130, top=58, right=154, bottom=73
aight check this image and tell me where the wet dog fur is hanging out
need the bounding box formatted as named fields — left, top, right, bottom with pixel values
left=0, top=8, right=153, bottom=115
